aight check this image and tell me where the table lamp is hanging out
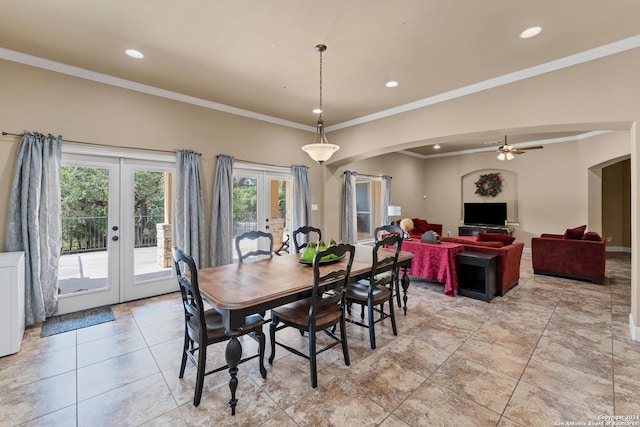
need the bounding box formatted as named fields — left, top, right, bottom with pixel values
left=387, top=205, right=402, bottom=224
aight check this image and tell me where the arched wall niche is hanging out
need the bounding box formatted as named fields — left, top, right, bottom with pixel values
left=461, top=169, right=518, bottom=224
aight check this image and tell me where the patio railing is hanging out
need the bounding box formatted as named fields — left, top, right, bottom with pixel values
left=61, top=215, right=164, bottom=254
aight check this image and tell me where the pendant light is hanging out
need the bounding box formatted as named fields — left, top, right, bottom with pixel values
left=302, top=44, right=340, bottom=163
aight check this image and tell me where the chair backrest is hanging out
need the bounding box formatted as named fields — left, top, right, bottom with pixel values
left=370, top=234, right=402, bottom=290
left=374, top=224, right=403, bottom=242
left=308, top=243, right=355, bottom=322
left=172, top=247, right=207, bottom=344
left=235, top=230, right=274, bottom=263
left=292, top=226, right=322, bottom=253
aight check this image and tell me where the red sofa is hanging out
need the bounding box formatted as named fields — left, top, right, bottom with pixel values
left=531, top=233, right=606, bottom=284
left=441, top=234, right=524, bottom=296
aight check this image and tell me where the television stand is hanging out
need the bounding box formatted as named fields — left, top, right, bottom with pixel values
left=458, top=225, right=513, bottom=236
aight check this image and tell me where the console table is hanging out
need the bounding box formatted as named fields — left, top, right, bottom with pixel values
left=400, top=240, right=464, bottom=296
left=458, top=225, right=513, bottom=236
left=456, top=251, right=498, bottom=302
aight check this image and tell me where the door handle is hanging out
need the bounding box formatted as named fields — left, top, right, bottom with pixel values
left=112, top=236, right=119, bottom=241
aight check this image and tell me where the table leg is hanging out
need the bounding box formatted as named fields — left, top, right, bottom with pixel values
left=401, top=266, right=410, bottom=315
left=224, top=333, right=243, bottom=415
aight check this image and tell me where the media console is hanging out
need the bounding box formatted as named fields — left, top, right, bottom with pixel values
left=458, top=225, right=513, bottom=236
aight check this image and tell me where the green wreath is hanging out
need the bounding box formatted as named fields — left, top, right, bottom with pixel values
left=475, top=173, right=503, bottom=197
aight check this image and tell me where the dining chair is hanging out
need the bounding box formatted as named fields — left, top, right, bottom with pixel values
left=345, top=234, right=402, bottom=349
left=268, top=243, right=355, bottom=388
left=374, top=224, right=404, bottom=307
left=374, top=224, right=403, bottom=242
left=171, top=247, right=267, bottom=406
left=292, top=225, right=322, bottom=253
left=235, top=230, right=273, bottom=262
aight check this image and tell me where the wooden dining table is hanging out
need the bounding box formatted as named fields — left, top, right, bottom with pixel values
left=196, top=245, right=414, bottom=415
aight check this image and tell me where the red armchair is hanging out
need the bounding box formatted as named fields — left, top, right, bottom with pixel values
left=531, top=232, right=606, bottom=284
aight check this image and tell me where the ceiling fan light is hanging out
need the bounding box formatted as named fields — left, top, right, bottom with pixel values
left=506, top=152, right=515, bottom=160
left=497, top=152, right=506, bottom=161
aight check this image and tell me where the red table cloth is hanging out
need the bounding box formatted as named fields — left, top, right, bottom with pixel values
left=400, top=240, right=464, bottom=296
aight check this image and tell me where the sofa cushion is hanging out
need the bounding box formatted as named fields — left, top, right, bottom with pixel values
left=582, top=231, right=602, bottom=241
left=563, top=225, right=587, bottom=240
left=412, top=218, right=430, bottom=234
left=399, top=218, right=414, bottom=233
left=477, top=232, right=516, bottom=245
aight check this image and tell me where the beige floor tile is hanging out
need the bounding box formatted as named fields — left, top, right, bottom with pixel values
left=520, top=354, right=614, bottom=414
left=77, top=347, right=160, bottom=401
left=503, top=381, right=604, bottom=426
left=393, top=379, right=501, bottom=427
left=455, top=337, right=532, bottom=379
left=0, top=371, right=76, bottom=425
left=429, top=353, right=518, bottom=414
left=21, top=404, right=77, bottom=427
left=77, top=327, right=147, bottom=367
left=285, top=377, right=391, bottom=427
left=77, top=373, right=176, bottom=427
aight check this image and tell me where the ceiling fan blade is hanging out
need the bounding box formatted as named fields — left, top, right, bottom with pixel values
left=511, top=150, right=526, bottom=154
left=518, top=145, right=544, bottom=150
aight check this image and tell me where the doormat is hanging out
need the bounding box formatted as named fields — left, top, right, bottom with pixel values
left=40, top=306, right=115, bottom=337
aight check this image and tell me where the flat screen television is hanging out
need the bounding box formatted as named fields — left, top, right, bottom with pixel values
left=463, top=202, right=507, bottom=226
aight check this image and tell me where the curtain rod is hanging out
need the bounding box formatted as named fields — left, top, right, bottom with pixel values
left=233, top=157, right=292, bottom=169
left=2, top=131, right=199, bottom=156
left=343, top=171, right=392, bottom=179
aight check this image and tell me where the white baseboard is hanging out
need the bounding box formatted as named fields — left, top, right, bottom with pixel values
left=630, top=313, right=640, bottom=341
left=606, top=245, right=631, bottom=253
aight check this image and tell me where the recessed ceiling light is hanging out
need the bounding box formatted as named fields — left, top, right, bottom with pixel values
left=385, top=81, right=399, bottom=88
left=312, top=108, right=322, bottom=114
left=433, top=144, right=441, bottom=149
left=125, top=49, right=144, bottom=59
left=519, top=26, right=542, bottom=39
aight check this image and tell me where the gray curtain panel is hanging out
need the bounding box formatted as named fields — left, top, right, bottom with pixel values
left=341, top=171, right=358, bottom=244
left=290, top=165, right=311, bottom=243
left=381, top=175, right=391, bottom=226
left=5, top=131, right=62, bottom=325
left=174, top=150, right=205, bottom=268
left=209, top=154, right=234, bottom=266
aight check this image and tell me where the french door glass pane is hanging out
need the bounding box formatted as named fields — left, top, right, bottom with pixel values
left=133, top=170, right=173, bottom=283
left=233, top=176, right=259, bottom=256
left=356, top=182, right=371, bottom=236
left=269, top=178, right=290, bottom=252
left=58, top=166, right=109, bottom=295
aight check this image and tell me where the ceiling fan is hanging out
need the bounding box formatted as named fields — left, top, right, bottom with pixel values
left=496, top=136, right=543, bottom=160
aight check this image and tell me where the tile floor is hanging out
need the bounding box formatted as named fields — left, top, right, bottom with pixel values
left=1, top=252, right=639, bottom=426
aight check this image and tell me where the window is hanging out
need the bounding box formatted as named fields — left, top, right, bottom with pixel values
left=355, top=178, right=382, bottom=241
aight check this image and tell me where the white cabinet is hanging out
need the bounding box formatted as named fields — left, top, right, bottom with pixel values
left=0, top=251, right=25, bottom=356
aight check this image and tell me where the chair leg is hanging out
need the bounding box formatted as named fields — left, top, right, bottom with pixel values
left=179, top=333, right=189, bottom=378
left=340, top=316, right=350, bottom=366
left=368, top=301, right=376, bottom=349
left=388, top=295, right=398, bottom=336
left=268, top=317, right=278, bottom=364
left=255, top=327, right=267, bottom=379
left=193, top=344, right=207, bottom=406
left=309, top=326, right=318, bottom=388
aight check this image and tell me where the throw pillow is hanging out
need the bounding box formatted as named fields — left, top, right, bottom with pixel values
left=582, top=231, right=602, bottom=241
left=412, top=218, right=430, bottom=234
left=399, top=218, right=414, bottom=233
left=563, top=225, right=587, bottom=240
left=477, top=232, right=515, bottom=245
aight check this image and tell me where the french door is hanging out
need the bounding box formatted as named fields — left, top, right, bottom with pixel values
left=232, top=164, right=291, bottom=260
left=57, top=151, right=176, bottom=314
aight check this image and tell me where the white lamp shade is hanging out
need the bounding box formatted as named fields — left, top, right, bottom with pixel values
left=301, top=143, right=340, bottom=163
left=387, top=205, right=401, bottom=216
left=497, top=152, right=506, bottom=161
